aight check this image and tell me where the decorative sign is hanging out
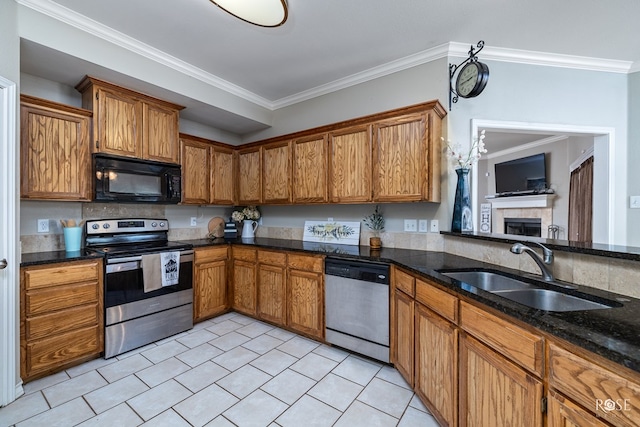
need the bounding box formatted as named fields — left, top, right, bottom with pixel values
left=480, top=203, right=492, bottom=233
left=303, top=221, right=360, bottom=245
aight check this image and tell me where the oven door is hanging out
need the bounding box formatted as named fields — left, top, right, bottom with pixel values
left=104, top=250, right=193, bottom=326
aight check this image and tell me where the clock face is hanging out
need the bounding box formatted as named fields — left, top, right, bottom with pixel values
left=456, top=61, right=489, bottom=99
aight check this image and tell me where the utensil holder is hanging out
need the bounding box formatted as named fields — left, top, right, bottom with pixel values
left=63, top=227, right=82, bottom=252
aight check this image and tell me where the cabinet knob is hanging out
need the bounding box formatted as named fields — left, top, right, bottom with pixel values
left=0, top=258, right=7, bottom=270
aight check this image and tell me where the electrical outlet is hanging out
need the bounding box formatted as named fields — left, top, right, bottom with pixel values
left=404, top=219, right=417, bottom=232
left=328, top=217, right=334, bottom=222
left=418, top=219, right=428, bottom=232
left=37, top=219, right=49, bottom=233
left=190, top=217, right=197, bottom=227
left=430, top=220, right=439, bottom=233
left=631, top=196, right=640, bottom=209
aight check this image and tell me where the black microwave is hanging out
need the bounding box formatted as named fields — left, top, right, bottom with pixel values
left=94, top=154, right=182, bottom=203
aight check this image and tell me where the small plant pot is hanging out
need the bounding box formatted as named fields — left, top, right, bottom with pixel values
left=369, top=236, right=382, bottom=249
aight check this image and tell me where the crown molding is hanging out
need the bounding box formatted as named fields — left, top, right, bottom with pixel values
left=18, top=0, right=637, bottom=111
left=449, top=42, right=632, bottom=74
left=484, top=135, right=569, bottom=160
left=16, top=0, right=274, bottom=109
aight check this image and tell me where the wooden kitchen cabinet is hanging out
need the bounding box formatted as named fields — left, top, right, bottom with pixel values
left=329, top=125, right=372, bottom=203
left=547, top=391, right=611, bottom=427
left=459, top=333, right=543, bottom=427
left=231, top=247, right=257, bottom=316
left=20, top=259, right=104, bottom=382
left=194, top=246, right=229, bottom=322
left=237, top=146, right=262, bottom=204
left=76, top=76, right=183, bottom=163
left=287, top=253, right=324, bottom=340
left=262, top=141, right=291, bottom=204
left=392, top=286, right=414, bottom=386
left=20, top=95, right=93, bottom=201
left=257, top=250, right=287, bottom=325
left=292, top=134, right=328, bottom=203
left=181, top=134, right=235, bottom=205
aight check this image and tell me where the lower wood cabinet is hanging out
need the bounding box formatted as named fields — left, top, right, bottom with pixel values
left=547, top=391, right=611, bottom=427
left=257, top=250, right=287, bottom=325
left=286, top=254, right=324, bottom=340
left=20, top=259, right=103, bottom=382
left=231, top=247, right=258, bottom=316
left=193, top=246, right=229, bottom=322
left=459, top=333, right=543, bottom=427
left=392, top=287, right=414, bottom=386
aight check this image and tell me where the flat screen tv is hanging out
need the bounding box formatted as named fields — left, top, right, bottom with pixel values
left=494, top=153, right=547, bottom=194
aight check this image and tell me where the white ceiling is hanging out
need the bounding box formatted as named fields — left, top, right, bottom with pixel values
left=18, top=0, right=640, bottom=134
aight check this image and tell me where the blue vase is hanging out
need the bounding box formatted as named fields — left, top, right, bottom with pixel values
left=451, top=168, right=473, bottom=232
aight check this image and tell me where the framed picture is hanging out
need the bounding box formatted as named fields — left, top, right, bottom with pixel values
left=303, top=221, right=361, bottom=245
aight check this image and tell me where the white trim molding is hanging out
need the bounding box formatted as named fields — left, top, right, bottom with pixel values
left=0, top=75, right=23, bottom=407
left=484, top=135, right=569, bottom=160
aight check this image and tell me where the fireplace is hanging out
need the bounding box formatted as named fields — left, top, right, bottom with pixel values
left=504, top=218, right=542, bottom=237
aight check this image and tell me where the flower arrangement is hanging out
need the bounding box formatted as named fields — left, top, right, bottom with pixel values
left=231, top=206, right=261, bottom=222
left=363, top=205, right=385, bottom=236
left=443, top=129, right=487, bottom=170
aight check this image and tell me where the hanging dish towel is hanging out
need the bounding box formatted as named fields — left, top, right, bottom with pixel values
left=160, top=251, right=180, bottom=287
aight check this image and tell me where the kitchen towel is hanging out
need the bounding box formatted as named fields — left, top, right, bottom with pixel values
left=141, top=251, right=180, bottom=292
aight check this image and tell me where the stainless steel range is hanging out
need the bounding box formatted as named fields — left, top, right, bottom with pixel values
left=85, top=218, right=194, bottom=358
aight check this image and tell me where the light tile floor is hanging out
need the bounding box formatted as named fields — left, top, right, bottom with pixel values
left=0, top=312, right=441, bottom=427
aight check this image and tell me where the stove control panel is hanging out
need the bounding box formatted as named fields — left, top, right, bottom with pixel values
left=85, top=218, right=170, bottom=234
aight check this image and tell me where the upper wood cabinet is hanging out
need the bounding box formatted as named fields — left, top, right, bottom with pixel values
left=20, top=95, right=92, bottom=201
left=329, top=125, right=372, bottom=203
left=292, top=134, right=328, bottom=203
left=181, top=134, right=235, bottom=205
left=237, top=146, right=262, bottom=205
left=262, top=141, right=291, bottom=204
left=76, top=76, right=183, bottom=164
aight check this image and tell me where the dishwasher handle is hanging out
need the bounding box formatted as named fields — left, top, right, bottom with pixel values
left=325, top=258, right=390, bottom=285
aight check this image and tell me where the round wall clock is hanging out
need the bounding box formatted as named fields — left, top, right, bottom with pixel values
left=455, top=61, right=490, bottom=99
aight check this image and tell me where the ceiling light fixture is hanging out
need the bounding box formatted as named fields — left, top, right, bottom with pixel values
left=210, top=0, right=288, bottom=27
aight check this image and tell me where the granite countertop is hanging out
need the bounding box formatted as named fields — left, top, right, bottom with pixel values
left=21, top=237, right=640, bottom=375
left=20, top=249, right=104, bottom=267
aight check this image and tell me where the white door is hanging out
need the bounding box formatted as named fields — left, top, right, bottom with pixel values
left=0, top=75, right=22, bottom=406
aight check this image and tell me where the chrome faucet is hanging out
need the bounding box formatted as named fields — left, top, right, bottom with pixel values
left=510, top=242, right=554, bottom=281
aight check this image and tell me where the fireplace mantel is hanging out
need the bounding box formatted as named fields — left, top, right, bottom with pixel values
left=486, top=194, right=556, bottom=209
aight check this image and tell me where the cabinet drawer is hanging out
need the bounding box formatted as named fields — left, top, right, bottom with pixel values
left=287, top=254, right=323, bottom=272
left=460, top=301, right=543, bottom=375
left=258, top=250, right=286, bottom=266
left=394, top=268, right=415, bottom=297
left=25, top=326, right=101, bottom=377
left=26, top=303, right=100, bottom=340
left=195, top=246, right=228, bottom=263
left=26, top=282, right=99, bottom=315
left=549, top=343, right=640, bottom=427
left=24, top=260, right=101, bottom=290
left=415, top=278, right=457, bottom=323
left=233, top=246, right=257, bottom=262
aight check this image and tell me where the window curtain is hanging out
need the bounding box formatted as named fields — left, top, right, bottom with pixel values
left=568, top=156, right=594, bottom=242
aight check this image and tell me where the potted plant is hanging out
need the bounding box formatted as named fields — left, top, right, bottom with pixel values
left=363, top=205, right=385, bottom=249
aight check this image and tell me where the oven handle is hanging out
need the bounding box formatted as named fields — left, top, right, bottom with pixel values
left=106, top=250, right=194, bottom=267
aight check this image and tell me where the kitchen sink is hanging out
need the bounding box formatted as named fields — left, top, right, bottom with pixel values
left=440, top=269, right=620, bottom=312
left=492, top=289, right=617, bottom=312
left=441, top=271, right=534, bottom=292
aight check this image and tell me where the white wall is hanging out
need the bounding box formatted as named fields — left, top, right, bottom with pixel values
left=628, top=70, right=640, bottom=246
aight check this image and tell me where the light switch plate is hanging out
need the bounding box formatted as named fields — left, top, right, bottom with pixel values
left=190, top=217, right=197, bottom=226
left=418, top=220, right=428, bottom=232
left=404, top=219, right=417, bottom=232
left=430, top=219, right=439, bottom=233
left=631, top=196, right=640, bottom=209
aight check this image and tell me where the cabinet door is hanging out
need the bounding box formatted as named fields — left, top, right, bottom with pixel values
left=144, top=101, right=180, bottom=164
left=392, top=289, right=414, bottom=386
left=237, top=147, right=262, bottom=204
left=181, top=137, right=211, bottom=205
left=20, top=99, right=92, bottom=201
left=329, top=125, right=372, bottom=203
left=373, top=113, right=426, bottom=202
left=292, top=134, right=328, bottom=203
left=415, top=303, right=458, bottom=427
left=96, top=88, right=143, bottom=158
left=547, top=392, right=610, bottom=427
left=211, top=146, right=236, bottom=205
left=459, top=334, right=543, bottom=427
left=232, top=259, right=257, bottom=316
left=194, top=259, right=228, bottom=322
left=257, top=263, right=286, bottom=325
left=287, top=269, right=324, bottom=340
left=262, top=141, right=291, bottom=204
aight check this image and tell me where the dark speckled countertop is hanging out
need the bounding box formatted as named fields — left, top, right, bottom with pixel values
left=21, top=237, right=640, bottom=375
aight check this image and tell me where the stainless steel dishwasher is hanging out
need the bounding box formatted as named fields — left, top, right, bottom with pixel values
left=325, top=257, right=390, bottom=363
